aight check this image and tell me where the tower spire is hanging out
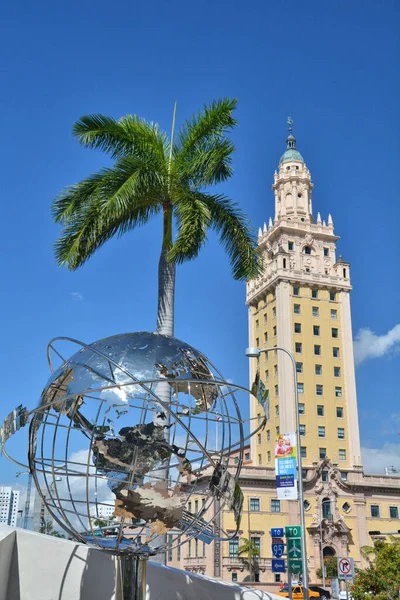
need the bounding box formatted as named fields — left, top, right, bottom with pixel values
left=286, top=116, right=296, bottom=150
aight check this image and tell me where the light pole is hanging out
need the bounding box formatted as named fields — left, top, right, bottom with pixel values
left=245, top=345, right=309, bottom=600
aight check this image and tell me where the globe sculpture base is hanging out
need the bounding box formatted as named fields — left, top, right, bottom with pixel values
left=120, top=554, right=147, bottom=600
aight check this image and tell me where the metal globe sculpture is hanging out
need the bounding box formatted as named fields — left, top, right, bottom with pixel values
left=0, top=332, right=266, bottom=599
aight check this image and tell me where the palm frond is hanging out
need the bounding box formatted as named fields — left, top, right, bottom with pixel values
left=177, top=98, right=237, bottom=154
left=199, top=193, right=261, bottom=281
left=52, top=172, right=104, bottom=224
left=54, top=159, right=164, bottom=269
left=167, top=191, right=211, bottom=263
left=178, top=137, right=235, bottom=187
left=73, top=114, right=170, bottom=164
left=54, top=196, right=160, bottom=270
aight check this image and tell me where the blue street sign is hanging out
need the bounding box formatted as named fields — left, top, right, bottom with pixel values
left=271, top=527, right=284, bottom=538
left=272, top=543, right=285, bottom=558
left=272, top=559, right=286, bottom=573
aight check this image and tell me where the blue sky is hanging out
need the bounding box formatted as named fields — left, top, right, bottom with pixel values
left=0, top=0, right=399, bottom=485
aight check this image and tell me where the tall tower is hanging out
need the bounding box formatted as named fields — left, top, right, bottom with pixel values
left=246, top=120, right=362, bottom=470
left=0, top=486, right=20, bottom=527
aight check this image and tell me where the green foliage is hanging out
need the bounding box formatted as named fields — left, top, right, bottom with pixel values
left=351, top=538, right=400, bottom=600
left=316, top=556, right=338, bottom=579
left=39, top=519, right=65, bottom=538
left=52, top=99, right=260, bottom=282
left=237, top=537, right=260, bottom=558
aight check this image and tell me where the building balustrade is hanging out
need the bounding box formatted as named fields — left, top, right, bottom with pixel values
left=223, top=556, right=270, bottom=572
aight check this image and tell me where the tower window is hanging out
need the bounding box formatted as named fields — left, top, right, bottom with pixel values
left=312, top=306, right=319, bottom=317
left=273, top=307, right=276, bottom=318
left=333, top=347, right=340, bottom=358
left=314, top=345, right=321, bottom=356
left=267, top=451, right=271, bottom=462
left=298, top=403, right=305, bottom=414
left=271, top=499, right=281, bottom=512
left=336, top=407, right=343, bottom=418
left=232, top=573, right=238, bottom=582
left=316, top=384, right=323, bottom=396
left=288, top=241, right=294, bottom=251
left=263, top=313, right=268, bottom=323
left=295, top=342, right=302, bottom=353
left=304, top=246, right=312, bottom=255
left=324, top=247, right=329, bottom=257
left=321, top=471, right=329, bottom=482
left=331, top=309, right=337, bottom=320
left=312, top=289, right=318, bottom=299
left=267, top=430, right=270, bottom=441
left=330, top=292, right=336, bottom=301
left=297, top=383, right=304, bottom=394
left=257, top=434, right=262, bottom=444
left=265, top=369, right=269, bottom=381
left=298, top=193, right=302, bottom=198
left=275, top=404, right=279, bottom=416
left=317, top=405, right=324, bottom=416
left=273, top=326, right=277, bottom=336
left=343, top=268, right=347, bottom=278
left=286, top=166, right=291, bottom=170
left=264, top=332, right=268, bottom=343
left=315, top=364, right=322, bottom=376
left=275, top=384, right=279, bottom=396
left=338, top=428, right=345, bottom=439
left=283, top=258, right=287, bottom=268
left=299, top=424, right=306, bottom=436
left=390, top=506, right=398, bottom=519
left=255, top=319, right=259, bottom=329
left=313, top=325, right=320, bottom=336
left=296, top=362, right=303, bottom=373
left=371, top=505, right=380, bottom=518
left=250, top=498, right=260, bottom=511
left=294, top=304, right=301, bottom=314
left=274, top=364, right=278, bottom=376
left=332, top=328, right=338, bottom=338
left=294, top=323, right=302, bottom=334
left=334, top=366, right=341, bottom=377
left=300, top=446, right=307, bottom=458
left=319, top=448, right=327, bottom=459
left=293, top=286, right=300, bottom=296
left=335, top=386, right=342, bottom=398
left=342, top=502, right=351, bottom=513
left=318, top=426, right=325, bottom=438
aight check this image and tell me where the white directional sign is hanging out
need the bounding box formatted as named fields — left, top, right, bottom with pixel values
left=337, top=557, right=354, bottom=580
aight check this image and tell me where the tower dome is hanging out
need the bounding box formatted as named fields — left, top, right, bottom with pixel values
left=280, top=118, right=304, bottom=163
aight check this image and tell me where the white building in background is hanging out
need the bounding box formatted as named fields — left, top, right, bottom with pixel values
left=0, top=486, right=20, bottom=527
left=89, top=503, right=115, bottom=521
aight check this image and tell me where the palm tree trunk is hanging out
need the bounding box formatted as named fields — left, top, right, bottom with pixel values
left=151, top=205, right=175, bottom=565
left=156, top=205, right=175, bottom=336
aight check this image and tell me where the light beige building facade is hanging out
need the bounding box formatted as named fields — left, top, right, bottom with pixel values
left=166, top=125, right=400, bottom=592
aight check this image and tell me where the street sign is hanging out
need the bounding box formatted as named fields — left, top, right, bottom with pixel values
left=337, top=557, right=354, bottom=580
left=272, top=559, right=286, bottom=573
left=288, top=558, right=303, bottom=574
left=287, top=537, right=302, bottom=559
left=272, top=543, right=285, bottom=558
left=271, top=527, right=284, bottom=538
left=285, top=525, right=302, bottom=538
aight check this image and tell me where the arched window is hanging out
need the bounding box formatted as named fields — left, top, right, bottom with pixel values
left=322, top=498, right=332, bottom=520
left=343, top=268, right=347, bottom=278
left=304, top=246, right=312, bottom=255
left=323, top=546, right=336, bottom=558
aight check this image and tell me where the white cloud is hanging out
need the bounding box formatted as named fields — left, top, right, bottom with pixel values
left=353, top=324, right=400, bottom=365
left=70, top=291, right=83, bottom=301
left=361, top=443, right=400, bottom=475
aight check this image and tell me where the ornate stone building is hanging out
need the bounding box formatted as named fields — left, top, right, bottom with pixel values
left=166, top=123, right=400, bottom=592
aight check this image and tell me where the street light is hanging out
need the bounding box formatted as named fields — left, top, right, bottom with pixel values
left=245, top=346, right=309, bottom=600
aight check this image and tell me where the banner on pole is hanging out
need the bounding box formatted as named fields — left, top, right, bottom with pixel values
left=275, top=432, right=298, bottom=500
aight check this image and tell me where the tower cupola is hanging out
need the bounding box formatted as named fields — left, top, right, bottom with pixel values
left=280, top=117, right=304, bottom=164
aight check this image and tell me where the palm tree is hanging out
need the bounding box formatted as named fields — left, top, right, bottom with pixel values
left=238, top=537, right=260, bottom=581
left=52, top=98, right=260, bottom=338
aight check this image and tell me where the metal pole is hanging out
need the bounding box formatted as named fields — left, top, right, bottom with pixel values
left=248, top=496, right=252, bottom=582
left=247, top=346, right=309, bottom=600
left=320, top=502, right=326, bottom=590
left=345, top=578, right=349, bottom=600
left=288, top=571, right=293, bottom=600
left=120, top=554, right=147, bottom=600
